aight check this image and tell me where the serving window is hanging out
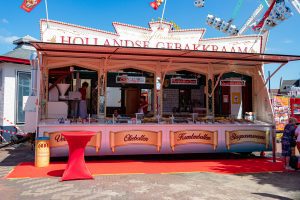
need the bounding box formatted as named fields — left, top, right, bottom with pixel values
left=47, top=66, right=98, bottom=120
left=162, top=70, right=206, bottom=116
left=106, top=68, right=154, bottom=117
left=214, top=72, right=252, bottom=118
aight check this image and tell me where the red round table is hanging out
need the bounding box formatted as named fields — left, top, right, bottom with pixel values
left=61, top=131, right=96, bottom=181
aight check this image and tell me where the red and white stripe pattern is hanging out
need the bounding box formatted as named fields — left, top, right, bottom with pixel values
left=0, top=129, right=18, bottom=135
left=1, top=117, right=27, bottom=135
left=0, top=134, right=8, bottom=143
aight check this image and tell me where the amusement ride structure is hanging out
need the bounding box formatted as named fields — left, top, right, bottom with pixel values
left=151, top=0, right=300, bottom=36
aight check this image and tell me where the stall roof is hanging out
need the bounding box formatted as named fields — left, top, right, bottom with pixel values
left=31, top=42, right=300, bottom=66
left=0, top=55, right=30, bottom=65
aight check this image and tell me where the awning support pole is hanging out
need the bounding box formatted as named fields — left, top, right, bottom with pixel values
left=103, top=57, right=109, bottom=117
left=272, top=125, right=276, bottom=163
left=257, top=62, right=287, bottom=95
left=263, top=62, right=287, bottom=87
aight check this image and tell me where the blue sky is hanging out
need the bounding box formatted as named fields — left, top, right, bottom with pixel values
left=0, top=0, right=299, bottom=89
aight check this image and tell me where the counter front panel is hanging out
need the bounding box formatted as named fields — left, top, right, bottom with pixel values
left=39, top=123, right=273, bottom=157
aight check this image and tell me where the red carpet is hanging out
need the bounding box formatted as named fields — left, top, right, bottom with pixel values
left=5, top=158, right=285, bottom=179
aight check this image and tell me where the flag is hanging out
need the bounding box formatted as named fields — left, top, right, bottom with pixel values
left=20, top=0, right=41, bottom=12
left=252, top=0, right=276, bottom=31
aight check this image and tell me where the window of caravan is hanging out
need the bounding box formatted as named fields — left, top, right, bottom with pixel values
left=16, top=71, right=31, bottom=123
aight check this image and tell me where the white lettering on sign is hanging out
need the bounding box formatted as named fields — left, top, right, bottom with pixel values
left=116, top=76, right=146, bottom=84
left=41, top=20, right=265, bottom=53
left=170, top=78, right=198, bottom=85
left=220, top=80, right=246, bottom=87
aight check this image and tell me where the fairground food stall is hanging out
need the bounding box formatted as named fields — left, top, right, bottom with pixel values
left=25, top=20, right=300, bottom=157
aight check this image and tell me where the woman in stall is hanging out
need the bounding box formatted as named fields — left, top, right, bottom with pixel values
left=79, top=82, right=89, bottom=118
left=138, top=96, right=148, bottom=114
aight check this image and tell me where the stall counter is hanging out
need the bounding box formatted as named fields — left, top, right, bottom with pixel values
left=39, top=121, right=273, bottom=157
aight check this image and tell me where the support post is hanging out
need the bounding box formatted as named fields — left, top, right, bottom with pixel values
left=272, top=125, right=276, bottom=163
left=104, top=71, right=107, bottom=118
left=268, top=70, right=271, bottom=94
left=207, top=64, right=214, bottom=115
left=45, top=68, right=49, bottom=119
left=154, top=63, right=162, bottom=116
left=36, top=52, right=41, bottom=137
left=97, top=69, right=101, bottom=117
left=159, top=72, right=163, bottom=116
left=102, top=58, right=108, bottom=118
left=154, top=75, right=157, bottom=116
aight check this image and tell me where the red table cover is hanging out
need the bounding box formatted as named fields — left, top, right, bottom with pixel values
left=61, top=131, right=96, bottom=181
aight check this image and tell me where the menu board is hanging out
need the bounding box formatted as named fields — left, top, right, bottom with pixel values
left=116, top=76, right=146, bottom=84
left=273, top=96, right=290, bottom=131
left=170, top=78, right=198, bottom=85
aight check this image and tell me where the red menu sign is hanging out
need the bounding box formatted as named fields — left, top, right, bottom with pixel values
left=220, top=80, right=245, bottom=86
left=116, top=76, right=146, bottom=84
left=170, top=78, right=198, bottom=85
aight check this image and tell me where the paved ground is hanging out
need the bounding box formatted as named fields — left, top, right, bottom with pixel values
left=0, top=143, right=299, bottom=200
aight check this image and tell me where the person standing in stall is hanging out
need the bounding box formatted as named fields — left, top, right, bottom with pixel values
left=138, top=96, right=148, bottom=114
left=79, top=82, right=89, bottom=119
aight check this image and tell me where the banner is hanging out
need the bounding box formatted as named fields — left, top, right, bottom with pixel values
left=110, top=130, right=162, bottom=152
left=273, top=96, right=290, bottom=131
left=44, top=131, right=101, bottom=152
left=225, top=130, right=270, bottom=150
left=41, top=20, right=265, bottom=53
left=20, top=0, right=41, bottom=12
left=170, top=130, right=218, bottom=151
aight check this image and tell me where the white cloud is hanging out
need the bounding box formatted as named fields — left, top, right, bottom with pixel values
left=0, top=35, right=19, bottom=44
left=1, top=18, right=8, bottom=24
left=283, top=39, right=293, bottom=44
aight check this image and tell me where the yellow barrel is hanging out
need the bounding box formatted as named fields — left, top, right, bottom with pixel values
left=35, top=137, right=50, bottom=167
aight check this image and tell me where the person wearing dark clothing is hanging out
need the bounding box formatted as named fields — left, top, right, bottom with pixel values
left=281, top=117, right=297, bottom=170
left=79, top=82, right=89, bottom=118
